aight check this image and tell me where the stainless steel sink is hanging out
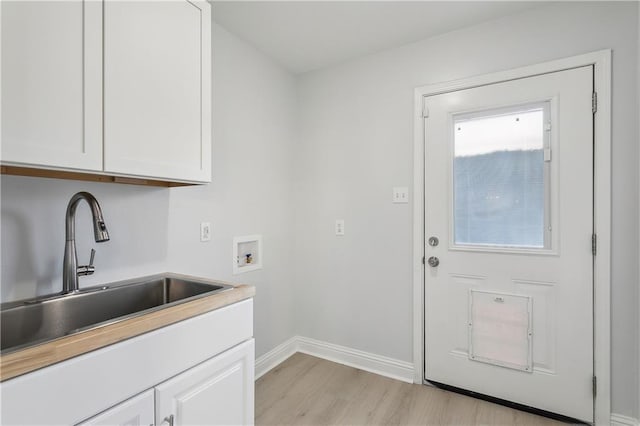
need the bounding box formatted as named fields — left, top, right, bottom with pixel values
left=1, top=275, right=233, bottom=354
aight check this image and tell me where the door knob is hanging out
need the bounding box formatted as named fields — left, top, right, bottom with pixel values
left=427, top=256, right=440, bottom=267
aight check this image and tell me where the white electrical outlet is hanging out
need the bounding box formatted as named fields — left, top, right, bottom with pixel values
left=393, top=187, right=409, bottom=203
left=200, top=222, right=211, bottom=242
left=335, top=219, right=345, bottom=236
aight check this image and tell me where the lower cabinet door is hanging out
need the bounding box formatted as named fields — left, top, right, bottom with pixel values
left=76, top=389, right=154, bottom=426
left=155, top=339, right=255, bottom=426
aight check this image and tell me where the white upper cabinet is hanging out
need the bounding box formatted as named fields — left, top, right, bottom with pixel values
left=103, top=0, right=212, bottom=183
left=1, top=0, right=102, bottom=171
left=1, top=0, right=211, bottom=184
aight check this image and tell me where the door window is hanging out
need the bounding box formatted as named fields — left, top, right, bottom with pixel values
left=452, top=102, right=551, bottom=249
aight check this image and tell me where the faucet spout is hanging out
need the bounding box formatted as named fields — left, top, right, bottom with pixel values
left=62, top=192, right=110, bottom=294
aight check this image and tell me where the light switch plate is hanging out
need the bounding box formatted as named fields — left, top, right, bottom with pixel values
left=393, top=187, right=409, bottom=203
left=335, top=219, right=345, bottom=236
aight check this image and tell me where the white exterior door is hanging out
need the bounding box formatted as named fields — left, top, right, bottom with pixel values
left=423, top=66, right=594, bottom=422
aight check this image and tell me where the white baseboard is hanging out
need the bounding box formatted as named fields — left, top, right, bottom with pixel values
left=611, top=414, right=639, bottom=426
left=296, top=336, right=414, bottom=383
left=255, top=335, right=414, bottom=384
left=254, top=336, right=298, bottom=380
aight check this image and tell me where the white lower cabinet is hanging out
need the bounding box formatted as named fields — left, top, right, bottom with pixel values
left=1, top=299, right=254, bottom=426
left=78, top=390, right=154, bottom=426
left=77, top=340, right=254, bottom=426
left=156, top=340, right=254, bottom=426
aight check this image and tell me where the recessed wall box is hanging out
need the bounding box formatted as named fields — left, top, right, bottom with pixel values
left=233, top=235, right=262, bottom=274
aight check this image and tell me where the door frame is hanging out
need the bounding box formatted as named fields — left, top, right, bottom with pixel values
left=412, top=50, right=612, bottom=424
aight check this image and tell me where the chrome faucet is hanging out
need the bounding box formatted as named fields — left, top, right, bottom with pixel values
left=62, top=192, right=110, bottom=294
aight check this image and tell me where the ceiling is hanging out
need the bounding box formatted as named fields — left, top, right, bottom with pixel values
left=211, top=1, right=549, bottom=74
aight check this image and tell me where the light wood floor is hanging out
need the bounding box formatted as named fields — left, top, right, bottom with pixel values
left=256, top=353, right=568, bottom=426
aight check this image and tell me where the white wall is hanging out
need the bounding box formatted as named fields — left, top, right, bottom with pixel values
left=294, top=2, right=639, bottom=418
left=166, top=23, right=297, bottom=358
left=0, top=176, right=170, bottom=300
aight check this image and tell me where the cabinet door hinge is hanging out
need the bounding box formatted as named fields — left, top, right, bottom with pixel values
left=422, top=256, right=425, bottom=265
left=592, top=233, right=597, bottom=256
left=422, top=101, right=429, bottom=118
left=593, top=376, right=597, bottom=397
left=592, top=92, right=598, bottom=114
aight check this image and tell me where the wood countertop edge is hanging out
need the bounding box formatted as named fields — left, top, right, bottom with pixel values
left=0, top=285, right=255, bottom=382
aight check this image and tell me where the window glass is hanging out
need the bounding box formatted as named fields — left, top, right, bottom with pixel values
left=453, top=104, right=549, bottom=248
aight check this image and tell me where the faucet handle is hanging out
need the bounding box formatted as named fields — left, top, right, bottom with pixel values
left=77, top=249, right=96, bottom=276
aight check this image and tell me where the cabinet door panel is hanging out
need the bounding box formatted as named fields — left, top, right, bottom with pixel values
left=156, top=339, right=254, bottom=426
left=104, top=0, right=211, bottom=183
left=76, top=390, right=154, bottom=426
left=1, top=0, right=102, bottom=170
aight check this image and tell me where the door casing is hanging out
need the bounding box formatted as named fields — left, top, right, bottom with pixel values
left=412, top=50, right=612, bottom=424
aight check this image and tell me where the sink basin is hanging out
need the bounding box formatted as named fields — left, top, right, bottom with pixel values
left=1, top=275, right=233, bottom=354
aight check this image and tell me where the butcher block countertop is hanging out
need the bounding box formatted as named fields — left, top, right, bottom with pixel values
left=0, top=281, right=255, bottom=382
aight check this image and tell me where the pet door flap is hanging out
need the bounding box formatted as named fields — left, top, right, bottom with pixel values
left=468, top=290, right=532, bottom=372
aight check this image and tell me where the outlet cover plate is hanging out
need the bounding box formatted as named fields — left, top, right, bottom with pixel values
left=200, top=222, right=211, bottom=242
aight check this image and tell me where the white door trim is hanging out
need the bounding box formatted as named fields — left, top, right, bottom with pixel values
left=412, top=50, right=611, bottom=424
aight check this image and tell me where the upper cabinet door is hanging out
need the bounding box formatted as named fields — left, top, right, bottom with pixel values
left=1, top=0, right=103, bottom=171
left=103, top=0, right=212, bottom=183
